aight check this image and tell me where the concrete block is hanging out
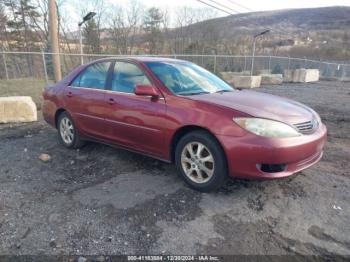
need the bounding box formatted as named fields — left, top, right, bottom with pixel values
left=260, top=74, right=283, bottom=85
left=221, top=72, right=235, bottom=81
left=283, top=70, right=294, bottom=82
left=292, top=69, right=303, bottom=82
left=257, top=69, right=271, bottom=75
left=304, top=69, right=320, bottom=82
left=226, top=75, right=261, bottom=89
left=340, top=77, right=350, bottom=82
left=221, top=71, right=250, bottom=81
left=0, top=96, right=37, bottom=123
left=293, top=69, right=320, bottom=83
left=238, top=70, right=251, bottom=76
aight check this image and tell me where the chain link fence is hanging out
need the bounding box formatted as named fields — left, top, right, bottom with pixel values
left=1, top=51, right=350, bottom=84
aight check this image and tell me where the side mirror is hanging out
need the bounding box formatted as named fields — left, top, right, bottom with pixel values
left=134, top=85, right=159, bottom=98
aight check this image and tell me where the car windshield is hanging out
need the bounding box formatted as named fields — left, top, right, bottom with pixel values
left=144, top=61, right=234, bottom=95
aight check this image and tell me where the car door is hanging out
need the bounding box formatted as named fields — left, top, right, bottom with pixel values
left=64, top=61, right=112, bottom=139
left=104, top=60, right=167, bottom=157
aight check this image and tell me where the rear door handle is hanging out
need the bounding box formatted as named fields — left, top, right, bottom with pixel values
left=107, top=98, right=116, bottom=105
left=66, top=91, right=73, bottom=97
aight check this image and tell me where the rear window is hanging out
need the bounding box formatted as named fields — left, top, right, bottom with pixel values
left=71, top=61, right=111, bottom=89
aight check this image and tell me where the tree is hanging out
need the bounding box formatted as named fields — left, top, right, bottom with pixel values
left=4, top=0, right=42, bottom=75
left=0, top=3, right=8, bottom=48
left=173, top=7, right=217, bottom=54
left=109, top=5, right=127, bottom=54
left=174, top=7, right=192, bottom=54
left=143, top=7, right=163, bottom=54
left=108, top=1, right=143, bottom=55
left=74, top=0, right=107, bottom=54
left=83, top=18, right=101, bottom=53
left=126, top=0, right=143, bottom=54
left=161, top=7, right=170, bottom=53
left=4, top=0, right=42, bottom=48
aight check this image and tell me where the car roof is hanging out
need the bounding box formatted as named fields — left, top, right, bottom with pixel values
left=91, top=56, right=188, bottom=64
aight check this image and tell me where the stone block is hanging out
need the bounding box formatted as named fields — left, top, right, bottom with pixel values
left=226, top=75, right=261, bottom=89
left=260, top=74, right=283, bottom=85
left=257, top=69, right=271, bottom=75
left=293, top=69, right=320, bottom=83
left=221, top=71, right=250, bottom=81
left=0, top=96, right=37, bottom=123
left=304, top=69, right=320, bottom=82
left=283, top=70, right=294, bottom=82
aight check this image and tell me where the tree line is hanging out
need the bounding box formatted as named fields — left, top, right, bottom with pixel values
left=1, top=0, right=349, bottom=60
left=0, top=0, right=222, bottom=55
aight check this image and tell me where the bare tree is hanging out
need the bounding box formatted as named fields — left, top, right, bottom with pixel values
left=126, top=0, right=143, bottom=54
left=173, top=7, right=217, bottom=54
left=108, top=0, right=144, bottom=55
left=108, top=5, right=126, bottom=54
left=160, top=7, right=170, bottom=54
left=174, top=7, right=194, bottom=54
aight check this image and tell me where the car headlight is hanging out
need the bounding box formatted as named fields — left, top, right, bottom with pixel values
left=313, top=111, right=322, bottom=125
left=233, top=118, right=301, bottom=138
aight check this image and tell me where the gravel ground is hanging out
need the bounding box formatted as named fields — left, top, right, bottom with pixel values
left=0, top=81, right=349, bottom=258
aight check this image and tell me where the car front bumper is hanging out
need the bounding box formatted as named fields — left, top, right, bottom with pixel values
left=217, top=123, right=327, bottom=179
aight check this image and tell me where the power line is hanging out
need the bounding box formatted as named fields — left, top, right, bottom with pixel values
left=196, top=0, right=235, bottom=15
left=226, top=0, right=255, bottom=12
left=205, top=0, right=240, bottom=14
left=196, top=0, right=271, bottom=39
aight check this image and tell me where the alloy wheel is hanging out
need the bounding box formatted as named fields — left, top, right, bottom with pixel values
left=60, top=117, right=74, bottom=145
left=181, top=142, right=215, bottom=184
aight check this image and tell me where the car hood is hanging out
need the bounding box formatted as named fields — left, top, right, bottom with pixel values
left=188, top=90, right=314, bottom=125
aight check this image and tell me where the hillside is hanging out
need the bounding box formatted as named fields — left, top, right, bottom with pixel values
left=164, top=6, right=350, bottom=59
left=187, top=6, right=350, bottom=36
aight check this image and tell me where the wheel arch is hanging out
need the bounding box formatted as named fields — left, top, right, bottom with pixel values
left=169, top=125, right=226, bottom=164
left=54, top=108, right=66, bottom=128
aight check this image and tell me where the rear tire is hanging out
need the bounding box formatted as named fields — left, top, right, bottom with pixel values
left=175, top=130, right=227, bottom=192
left=57, top=112, right=85, bottom=149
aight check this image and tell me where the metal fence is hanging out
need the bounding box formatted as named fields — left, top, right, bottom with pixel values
left=1, top=51, right=350, bottom=83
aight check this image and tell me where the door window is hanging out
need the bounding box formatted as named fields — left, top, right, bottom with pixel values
left=71, top=61, right=111, bottom=89
left=111, top=62, right=151, bottom=93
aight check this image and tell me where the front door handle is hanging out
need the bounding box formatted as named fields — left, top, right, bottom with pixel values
left=108, top=98, right=116, bottom=105
left=66, top=91, right=73, bottom=97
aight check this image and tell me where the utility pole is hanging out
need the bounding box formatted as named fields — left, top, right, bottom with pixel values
left=79, top=24, right=83, bottom=65
left=48, top=0, right=62, bottom=82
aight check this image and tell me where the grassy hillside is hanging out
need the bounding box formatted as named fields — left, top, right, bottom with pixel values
left=186, top=6, right=350, bottom=36
left=166, top=6, right=350, bottom=60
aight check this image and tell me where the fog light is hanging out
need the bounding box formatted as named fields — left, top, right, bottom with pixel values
left=257, top=163, right=286, bottom=173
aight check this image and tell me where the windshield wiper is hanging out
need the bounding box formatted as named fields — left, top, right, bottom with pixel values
left=214, top=89, right=233, bottom=93
left=177, top=91, right=210, bottom=96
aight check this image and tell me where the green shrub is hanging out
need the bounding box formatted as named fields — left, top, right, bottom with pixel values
left=272, top=64, right=283, bottom=74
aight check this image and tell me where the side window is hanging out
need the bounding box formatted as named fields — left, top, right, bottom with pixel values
left=71, top=61, right=111, bottom=89
left=111, top=62, right=151, bottom=93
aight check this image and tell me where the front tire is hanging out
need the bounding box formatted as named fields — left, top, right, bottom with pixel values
left=57, top=112, right=85, bottom=149
left=175, top=130, right=227, bottom=192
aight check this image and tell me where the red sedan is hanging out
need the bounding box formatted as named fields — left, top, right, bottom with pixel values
left=43, top=57, right=327, bottom=192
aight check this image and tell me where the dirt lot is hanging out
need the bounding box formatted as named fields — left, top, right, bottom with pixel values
left=0, top=81, right=349, bottom=258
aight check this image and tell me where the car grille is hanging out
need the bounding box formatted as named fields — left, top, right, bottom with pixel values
left=294, top=120, right=317, bottom=134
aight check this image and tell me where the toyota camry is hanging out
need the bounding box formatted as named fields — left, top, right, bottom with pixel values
left=43, top=57, right=327, bottom=192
